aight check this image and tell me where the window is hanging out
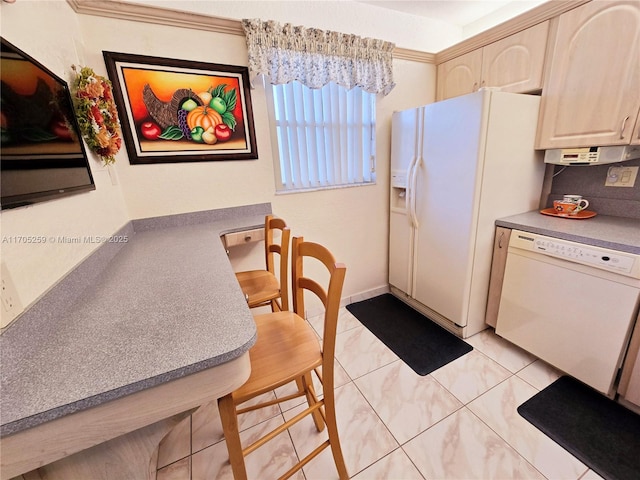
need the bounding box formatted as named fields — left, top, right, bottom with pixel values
left=267, top=81, right=376, bottom=192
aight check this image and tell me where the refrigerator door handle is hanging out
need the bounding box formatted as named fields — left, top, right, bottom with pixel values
left=409, top=106, right=424, bottom=230
left=409, top=156, right=422, bottom=228
left=406, top=155, right=418, bottom=227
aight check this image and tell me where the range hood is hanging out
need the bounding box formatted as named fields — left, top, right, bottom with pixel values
left=544, top=145, right=640, bottom=166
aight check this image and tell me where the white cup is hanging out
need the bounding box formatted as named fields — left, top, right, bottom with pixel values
left=562, top=195, right=589, bottom=213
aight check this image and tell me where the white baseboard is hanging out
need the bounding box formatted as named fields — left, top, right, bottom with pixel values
left=344, top=285, right=390, bottom=306
left=305, top=285, right=390, bottom=319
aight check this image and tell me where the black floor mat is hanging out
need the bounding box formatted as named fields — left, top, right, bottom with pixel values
left=346, top=294, right=472, bottom=376
left=518, top=375, right=640, bottom=480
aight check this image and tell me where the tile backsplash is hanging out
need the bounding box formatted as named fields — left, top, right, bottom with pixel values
left=546, top=158, right=640, bottom=219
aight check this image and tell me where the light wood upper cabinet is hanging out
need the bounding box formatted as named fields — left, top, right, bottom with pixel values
left=437, top=21, right=549, bottom=101
left=632, top=110, right=640, bottom=145
left=481, top=21, right=549, bottom=94
left=536, top=0, right=640, bottom=149
left=436, top=49, right=482, bottom=101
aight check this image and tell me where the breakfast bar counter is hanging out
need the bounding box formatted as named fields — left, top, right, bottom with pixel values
left=0, top=203, right=270, bottom=479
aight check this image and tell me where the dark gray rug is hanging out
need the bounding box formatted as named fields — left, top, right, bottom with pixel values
left=346, top=294, right=472, bottom=376
left=518, top=375, right=640, bottom=480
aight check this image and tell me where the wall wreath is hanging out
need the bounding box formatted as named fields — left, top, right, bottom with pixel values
left=71, top=65, right=122, bottom=165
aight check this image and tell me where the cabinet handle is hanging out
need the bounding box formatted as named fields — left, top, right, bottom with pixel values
left=244, top=234, right=252, bottom=242
left=481, top=80, right=486, bottom=87
left=620, top=115, right=630, bottom=139
left=498, top=231, right=505, bottom=249
left=472, top=82, right=478, bottom=91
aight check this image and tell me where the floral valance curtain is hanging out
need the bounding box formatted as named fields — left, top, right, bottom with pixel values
left=241, top=19, right=396, bottom=96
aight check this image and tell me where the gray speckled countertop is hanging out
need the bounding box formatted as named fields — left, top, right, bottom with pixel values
left=496, top=211, right=640, bottom=254
left=1, top=204, right=271, bottom=437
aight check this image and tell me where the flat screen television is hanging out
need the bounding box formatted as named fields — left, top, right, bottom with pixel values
left=1, top=37, right=95, bottom=210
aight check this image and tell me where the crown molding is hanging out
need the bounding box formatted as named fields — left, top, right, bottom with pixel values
left=67, top=0, right=244, bottom=36
left=67, top=0, right=590, bottom=66
left=435, top=0, right=591, bottom=63
left=67, top=0, right=435, bottom=63
left=393, top=48, right=436, bottom=63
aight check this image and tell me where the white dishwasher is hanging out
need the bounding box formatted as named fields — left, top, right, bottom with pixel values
left=495, top=230, right=640, bottom=396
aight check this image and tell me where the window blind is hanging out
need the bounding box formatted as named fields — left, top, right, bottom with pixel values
left=271, top=81, right=376, bottom=192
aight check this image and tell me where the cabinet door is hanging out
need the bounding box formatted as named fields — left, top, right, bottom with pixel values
left=631, top=110, right=640, bottom=146
left=619, top=311, right=640, bottom=409
left=537, top=1, right=640, bottom=149
left=436, top=49, right=482, bottom=101
left=485, top=227, right=511, bottom=328
left=481, top=21, right=549, bottom=93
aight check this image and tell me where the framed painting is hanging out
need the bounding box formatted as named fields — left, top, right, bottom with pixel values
left=102, top=51, right=258, bottom=164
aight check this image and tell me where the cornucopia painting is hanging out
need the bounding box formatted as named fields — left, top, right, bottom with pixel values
left=103, top=51, right=257, bottom=164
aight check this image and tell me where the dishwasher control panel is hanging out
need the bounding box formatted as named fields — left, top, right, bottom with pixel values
left=509, top=230, right=640, bottom=278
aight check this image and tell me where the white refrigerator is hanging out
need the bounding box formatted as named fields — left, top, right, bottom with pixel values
left=388, top=89, right=545, bottom=338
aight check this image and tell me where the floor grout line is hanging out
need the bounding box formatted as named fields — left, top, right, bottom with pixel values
left=158, top=308, right=598, bottom=480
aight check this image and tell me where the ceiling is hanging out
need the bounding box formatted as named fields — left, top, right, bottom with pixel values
left=356, top=1, right=549, bottom=29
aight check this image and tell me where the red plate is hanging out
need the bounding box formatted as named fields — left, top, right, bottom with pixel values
left=540, top=208, right=597, bottom=219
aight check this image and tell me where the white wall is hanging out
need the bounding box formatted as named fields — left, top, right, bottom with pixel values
left=463, top=1, right=549, bottom=39
left=0, top=0, right=130, bottom=309
left=134, top=0, right=462, bottom=52
left=0, top=0, right=435, bottom=312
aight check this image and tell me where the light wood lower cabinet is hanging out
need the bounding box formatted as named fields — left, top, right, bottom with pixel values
left=619, top=310, right=640, bottom=410
left=485, top=227, right=511, bottom=328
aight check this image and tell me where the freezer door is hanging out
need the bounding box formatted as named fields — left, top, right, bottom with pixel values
left=389, top=107, right=422, bottom=294
left=389, top=209, right=413, bottom=294
left=412, top=92, right=486, bottom=326
left=390, top=108, right=422, bottom=188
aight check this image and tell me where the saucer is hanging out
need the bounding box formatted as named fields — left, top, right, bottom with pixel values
left=540, top=208, right=597, bottom=219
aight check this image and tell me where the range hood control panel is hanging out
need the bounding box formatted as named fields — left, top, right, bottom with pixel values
left=544, top=145, right=640, bottom=165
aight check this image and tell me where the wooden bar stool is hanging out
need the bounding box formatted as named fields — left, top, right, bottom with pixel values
left=218, top=236, right=349, bottom=479
left=235, top=215, right=290, bottom=312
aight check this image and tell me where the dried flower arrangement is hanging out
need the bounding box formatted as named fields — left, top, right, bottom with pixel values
left=71, top=65, right=122, bottom=165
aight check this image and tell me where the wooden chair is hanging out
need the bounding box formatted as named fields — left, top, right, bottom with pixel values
left=235, top=215, right=290, bottom=312
left=218, top=236, right=349, bottom=480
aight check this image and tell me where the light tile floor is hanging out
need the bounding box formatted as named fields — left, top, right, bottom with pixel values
left=156, top=307, right=603, bottom=480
